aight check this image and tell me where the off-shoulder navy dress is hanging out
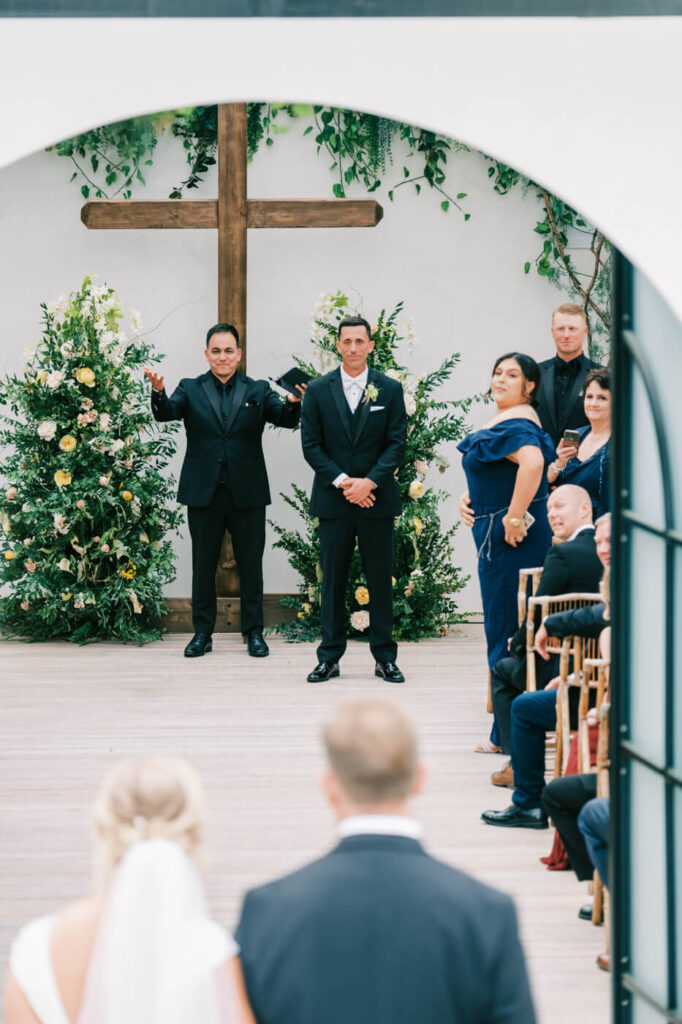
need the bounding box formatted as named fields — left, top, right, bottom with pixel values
left=458, top=419, right=555, bottom=742
left=557, top=425, right=610, bottom=520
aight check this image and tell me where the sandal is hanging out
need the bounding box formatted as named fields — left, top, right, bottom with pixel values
left=474, top=741, right=502, bottom=754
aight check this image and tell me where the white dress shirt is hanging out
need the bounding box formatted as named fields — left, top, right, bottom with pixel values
left=340, top=365, right=369, bottom=413
left=337, top=814, right=424, bottom=840
left=566, top=523, right=595, bottom=542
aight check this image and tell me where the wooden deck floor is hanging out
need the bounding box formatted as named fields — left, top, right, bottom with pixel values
left=0, top=626, right=610, bottom=1023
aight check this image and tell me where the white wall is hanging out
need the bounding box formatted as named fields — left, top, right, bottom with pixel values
left=0, top=119, right=575, bottom=611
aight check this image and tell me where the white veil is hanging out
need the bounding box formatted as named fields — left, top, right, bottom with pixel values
left=78, top=838, right=228, bottom=1024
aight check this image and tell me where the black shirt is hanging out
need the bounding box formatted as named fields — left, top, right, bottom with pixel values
left=553, top=353, right=583, bottom=429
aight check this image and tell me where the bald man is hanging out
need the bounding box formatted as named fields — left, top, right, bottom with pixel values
left=490, top=485, right=603, bottom=788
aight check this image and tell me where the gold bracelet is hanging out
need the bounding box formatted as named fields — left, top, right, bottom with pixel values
left=507, top=517, right=524, bottom=527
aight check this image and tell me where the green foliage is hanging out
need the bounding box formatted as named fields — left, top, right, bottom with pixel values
left=0, top=278, right=182, bottom=643
left=269, top=293, right=472, bottom=643
left=49, top=115, right=164, bottom=199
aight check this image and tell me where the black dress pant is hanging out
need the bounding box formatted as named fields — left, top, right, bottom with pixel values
left=542, top=773, right=598, bottom=881
left=187, top=483, right=265, bottom=635
left=317, top=512, right=396, bottom=665
left=491, top=654, right=558, bottom=755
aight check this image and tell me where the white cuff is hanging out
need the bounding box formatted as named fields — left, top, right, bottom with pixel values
left=333, top=473, right=349, bottom=488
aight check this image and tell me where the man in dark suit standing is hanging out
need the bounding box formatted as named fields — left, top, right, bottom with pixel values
left=536, top=303, right=602, bottom=446
left=236, top=699, right=536, bottom=1024
left=145, top=323, right=302, bottom=659
left=489, top=484, right=603, bottom=789
left=300, top=316, right=407, bottom=684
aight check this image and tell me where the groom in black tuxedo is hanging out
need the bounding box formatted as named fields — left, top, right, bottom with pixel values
left=236, top=699, right=536, bottom=1024
left=300, top=316, right=407, bottom=684
left=145, top=324, right=301, bottom=659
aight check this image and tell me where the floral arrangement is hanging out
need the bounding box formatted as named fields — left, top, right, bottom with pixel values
left=270, top=292, right=472, bottom=643
left=0, top=278, right=182, bottom=643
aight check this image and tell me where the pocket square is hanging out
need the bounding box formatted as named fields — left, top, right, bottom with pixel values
left=369, top=405, right=386, bottom=412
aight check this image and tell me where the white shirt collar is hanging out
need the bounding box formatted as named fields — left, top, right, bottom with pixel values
left=337, top=814, right=423, bottom=840
left=340, top=366, right=368, bottom=393
left=566, top=523, right=595, bottom=543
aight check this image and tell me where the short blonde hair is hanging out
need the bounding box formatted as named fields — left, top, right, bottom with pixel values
left=92, top=756, right=205, bottom=887
left=323, top=700, right=418, bottom=804
left=552, top=302, right=587, bottom=323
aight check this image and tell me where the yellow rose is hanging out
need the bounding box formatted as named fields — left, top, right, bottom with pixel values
left=75, top=367, right=95, bottom=387
left=122, top=491, right=133, bottom=501
left=408, top=480, right=423, bottom=500
left=59, top=434, right=77, bottom=452
left=297, top=610, right=305, bottom=620
left=54, top=470, right=72, bottom=487
left=61, top=591, right=72, bottom=601
left=355, top=586, right=370, bottom=606
left=412, top=516, right=423, bottom=536
left=302, top=602, right=311, bottom=614
left=4, top=550, right=15, bottom=560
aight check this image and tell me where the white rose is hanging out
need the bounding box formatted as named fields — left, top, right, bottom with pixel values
left=386, top=368, right=401, bottom=381
left=350, top=610, right=370, bottom=632
left=108, top=438, right=125, bottom=454
left=60, top=342, right=74, bottom=359
left=404, top=393, right=417, bottom=416
left=99, top=413, right=111, bottom=432
left=58, top=557, right=71, bottom=572
left=46, top=370, right=65, bottom=390
left=38, top=420, right=57, bottom=441
left=408, top=480, right=423, bottom=500
left=414, top=460, right=429, bottom=477
left=99, top=475, right=110, bottom=487
left=53, top=514, right=68, bottom=535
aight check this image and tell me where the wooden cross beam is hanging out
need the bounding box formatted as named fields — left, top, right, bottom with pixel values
left=80, top=103, right=383, bottom=367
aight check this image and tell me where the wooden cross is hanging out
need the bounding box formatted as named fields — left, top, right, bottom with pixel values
left=81, top=103, right=383, bottom=363
left=80, top=103, right=383, bottom=624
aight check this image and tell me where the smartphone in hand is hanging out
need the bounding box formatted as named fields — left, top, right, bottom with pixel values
left=563, top=429, right=581, bottom=446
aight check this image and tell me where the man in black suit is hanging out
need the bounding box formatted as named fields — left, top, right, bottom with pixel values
left=536, top=303, right=602, bottom=446
left=490, top=484, right=603, bottom=788
left=236, top=699, right=536, bottom=1024
left=145, top=323, right=301, bottom=659
left=300, top=316, right=407, bottom=684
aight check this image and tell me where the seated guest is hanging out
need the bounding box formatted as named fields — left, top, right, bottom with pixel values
left=236, top=699, right=537, bottom=1024
left=579, top=796, right=610, bottom=890
left=481, top=515, right=610, bottom=829
left=490, top=484, right=602, bottom=789
left=5, top=757, right=255, bottom=1024
left=547, top=369, right=611, bottom=520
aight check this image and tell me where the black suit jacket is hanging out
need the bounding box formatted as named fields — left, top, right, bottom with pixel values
left=151, top=371, right=299, bottom=508
left=300, top=368, right=407, bottom=518
left=545, top=600, right=608, bottom=640
left=536, top=354, right=602, bottom=446
left=509, top=527, right=603, bottom=657
left=235, top=833, right=536, bottom=1024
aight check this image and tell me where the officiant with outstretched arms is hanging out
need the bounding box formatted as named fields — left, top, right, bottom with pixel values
left=145, top=323, right=303, bottom=660
left=300, top=316, right=407, bottom=685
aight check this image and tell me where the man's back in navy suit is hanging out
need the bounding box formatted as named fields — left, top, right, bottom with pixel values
left=235, top=699, right=536, bottom=1024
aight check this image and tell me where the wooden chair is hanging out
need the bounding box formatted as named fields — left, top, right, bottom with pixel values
left=486, top=566, right=544, bottom=714
left=524, top=592, right=602, bottom=692
left=554, top=639, right=608, bottom=777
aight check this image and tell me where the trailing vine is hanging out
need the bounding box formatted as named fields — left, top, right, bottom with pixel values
left=49, top=104, right=610, bottom=354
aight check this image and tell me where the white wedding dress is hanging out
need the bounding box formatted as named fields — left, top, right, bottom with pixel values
left=9, top=840, right=239, bottom=1024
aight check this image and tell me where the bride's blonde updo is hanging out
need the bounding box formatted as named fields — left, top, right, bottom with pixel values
left=92, top=756, right=206, bottom=887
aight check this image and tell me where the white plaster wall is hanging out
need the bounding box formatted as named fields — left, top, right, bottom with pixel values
left=0, top=119, right=574, bottom=610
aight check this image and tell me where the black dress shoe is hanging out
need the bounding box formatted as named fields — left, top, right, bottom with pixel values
left=579, top=903, right=596, bottom=922
left=245, top=629, right=269, bottom=657
left=481, top=804, right=548, bottom=829
left=375, top=661, right=405, bottom=683
left=184, top=632, right=213, bottom=658
left=306, top=662, right=340, bottom=683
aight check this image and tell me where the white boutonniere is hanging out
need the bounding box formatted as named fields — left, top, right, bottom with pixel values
left=363, top=383, right=379, bottom=405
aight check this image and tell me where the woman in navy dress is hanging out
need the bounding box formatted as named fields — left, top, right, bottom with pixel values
left=547, top=368, right=611, bottom=520
left=458, top=353, right=555, bottom=752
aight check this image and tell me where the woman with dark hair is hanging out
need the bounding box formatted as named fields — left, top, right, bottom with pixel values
left=458, top=353, right=555, bottom=752
left=547, top=368, right=611, bottom=519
